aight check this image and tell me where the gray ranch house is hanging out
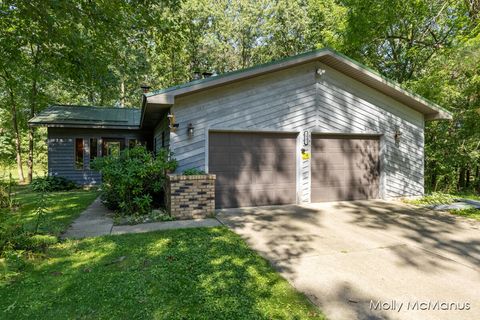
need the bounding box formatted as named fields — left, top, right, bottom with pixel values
left=29, top=48, right=451, bottom=208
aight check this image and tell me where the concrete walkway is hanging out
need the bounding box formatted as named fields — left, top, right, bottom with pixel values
left=63, top=197, right=221, bottom=239
left=63, top=197, right=114, bottom=238
left=217, top=201, right=480, bottom=320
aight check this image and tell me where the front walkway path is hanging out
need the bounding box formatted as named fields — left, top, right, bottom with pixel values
left=63, top=197, right=221, bottom=239
left=63, top=197, right=114, bottom=239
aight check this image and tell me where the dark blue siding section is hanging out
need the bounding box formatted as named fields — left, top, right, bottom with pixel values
left=48, top=128, right=151, bottom=185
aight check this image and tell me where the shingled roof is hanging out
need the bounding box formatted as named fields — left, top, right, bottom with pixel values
left=29, top=105, right=141, bottom=129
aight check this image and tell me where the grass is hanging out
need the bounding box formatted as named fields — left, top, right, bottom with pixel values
left=1, top=164, right=47, bottom=183
left=0, top=187, right=324, bottom=319
left=1, top=186, right=99, bottom=236
left=405, top=192, right=480, bottom=221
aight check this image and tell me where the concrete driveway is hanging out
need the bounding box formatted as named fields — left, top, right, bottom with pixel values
left=216, top=200, right=480, bottom=320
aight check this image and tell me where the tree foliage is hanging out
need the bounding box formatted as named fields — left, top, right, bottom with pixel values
left=0, top=0, right=479, bottom=193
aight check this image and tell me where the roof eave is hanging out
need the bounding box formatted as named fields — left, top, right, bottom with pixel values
left=143, top=48, right=452, bottom=122
left=323, top=51, right=453, bottom=120
left=28, top=122, right=141, bottom=130
left=425, top=110, right=453, bottom=121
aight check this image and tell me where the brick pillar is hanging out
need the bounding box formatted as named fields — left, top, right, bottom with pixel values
left=167, top=174, right=216, bottom=219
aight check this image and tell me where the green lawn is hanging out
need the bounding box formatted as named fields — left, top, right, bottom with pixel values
left=1, top=187, right=99, bottom=236
left=405, top=192, right=480, bottom=221
left=1, top=164, right=47, bottom=183
left=0, top=188, right=324, bottom=319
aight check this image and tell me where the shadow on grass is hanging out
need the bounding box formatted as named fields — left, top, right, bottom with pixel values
left=2, top=188, right=99, bottom=236
left=0, top=227, right=324, bottom=320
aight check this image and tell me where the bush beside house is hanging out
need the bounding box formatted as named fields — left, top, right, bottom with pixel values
left=92, top=146, right=177, bottom=217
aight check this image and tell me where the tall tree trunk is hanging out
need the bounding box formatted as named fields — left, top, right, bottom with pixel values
left=458, top=166, right=466, bottom=191
left=476, top=165, right=480, bottom=193
left=466, top=165, right=471, bottom=189
left=27, top=77, right=37, bottom=183
left=8, top=89, right=25, bottom=183
left=429, top=160, right=437, bottom=191
left=120, top=80, right=125, bottom=107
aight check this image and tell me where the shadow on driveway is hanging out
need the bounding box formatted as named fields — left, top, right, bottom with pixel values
left=217, top=201, right=480, bottom=320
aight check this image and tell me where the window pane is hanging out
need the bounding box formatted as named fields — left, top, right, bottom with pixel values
left=106, top=142, right=120, bottom=157
left=75, top=138, right=84, bottom=169
left=90, top=138, right=97, bottom=167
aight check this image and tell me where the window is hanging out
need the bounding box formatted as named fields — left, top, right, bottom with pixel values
left=89, top=138, right=98, bottom=168
left=75, top=138, right=84, bottom=170
left=102, top=138, right=124, bottom=157
left=161, top=131, right=165, bottom=148
left=105, top=141, right=121, bottom=157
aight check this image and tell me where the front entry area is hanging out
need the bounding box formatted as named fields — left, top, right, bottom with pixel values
left=208, top=131, right=297, bottom=208
left=311, top=134, right=380, bottom=202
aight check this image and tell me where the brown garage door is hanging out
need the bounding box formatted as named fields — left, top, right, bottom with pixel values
left=209, top=132, right=297, bottom=208
left=311, top=134, right=380, bottom=202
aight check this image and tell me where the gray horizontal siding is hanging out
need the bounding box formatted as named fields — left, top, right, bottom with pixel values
left=316, top=63, right=424, bottom=197
left=168, top=60, right=425, bottom=201
left=153, top=116, right=170, bottom=155
left=171, top=63, right=317, bottom=201
left=48, top=128, right=150, bottom=185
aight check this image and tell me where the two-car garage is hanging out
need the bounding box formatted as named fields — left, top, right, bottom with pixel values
left=209, top=131, right=380, bottom=208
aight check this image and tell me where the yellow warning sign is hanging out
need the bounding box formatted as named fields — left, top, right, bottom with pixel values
left=302, top=152, right=310, bottom=160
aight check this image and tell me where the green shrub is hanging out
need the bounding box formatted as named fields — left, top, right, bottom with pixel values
left=92, top=146, right=177, bottom=216
left=405, top=192, right=457, bottom=205
left=0, top=224, right=25, bottom=255
left=183, top=168, right=206, bottom=175
left=0, top=175, right=15, bottom=208
left=12, top=234, right=58, bottom=252
left=31, top=176, right=77, bottom=192
left=0, top=182, right=11, bottom=208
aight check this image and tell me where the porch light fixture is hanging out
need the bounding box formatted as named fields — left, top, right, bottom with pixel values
left=187, top=123, right=194, bottom=137
left=394, top=129, right=402, bottom=143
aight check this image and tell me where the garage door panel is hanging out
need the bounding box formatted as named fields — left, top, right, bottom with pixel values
left=209, top=133, right=234, bottom=146
left=209, top=132, right=297, bottom=208
left=208, top=154, right=232, bottom=168
left=312, top=154, right=347, bottom=170
left=276, top=169, right=296, bottom=183
left=312, top=185, right=376, bottom=202
left=311, top=186, right=349, bottom=202
left=220, top=173, right=252, bottom=186
left=347, top=169, right=379, bottom=184
left=312, top=135, right=380, bottom=202
left=251, top=170, right=275, bottom=185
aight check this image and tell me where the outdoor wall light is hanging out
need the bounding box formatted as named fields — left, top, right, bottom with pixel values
left=187, top=123, right=194, bottom=137
left=168, top=113, right=179, bottom=131
left=394, top=129, right=402, bottom=143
